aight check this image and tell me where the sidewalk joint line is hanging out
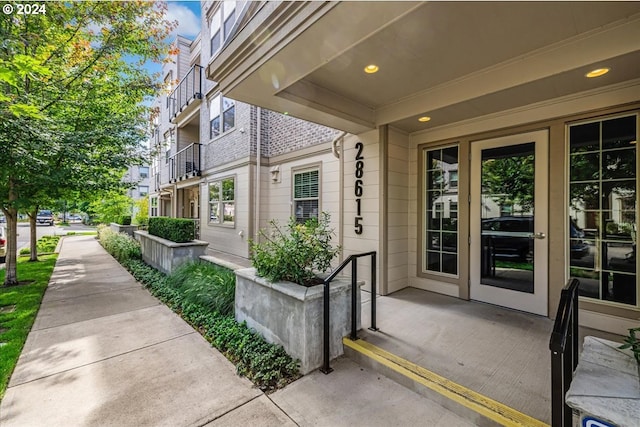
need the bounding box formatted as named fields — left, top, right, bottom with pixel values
left=195, top=394, right=264, bottom=427
left=8, top=331, right=196, bottom=388
left=30, top=303, right=162, bottom=332
left=41, top=285, right=144, bottom=304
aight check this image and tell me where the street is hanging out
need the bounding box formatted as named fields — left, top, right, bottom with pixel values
left=1, top=222, right=96, bottom=268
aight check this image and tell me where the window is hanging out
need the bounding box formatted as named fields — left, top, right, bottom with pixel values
left=139, top=166, right=149, bottom=179
left=210, top=1, right=236, bottom=56
left=209, top=94, right=235, bottom=139
left=150, top=197, right=158, bottom=217
left=568, top=114, right=637, bottom=307
left=293, top=169, right=319, bottom=223
left=138, top=186, right=149, bottom=197
left=209, top=177, right=235, bottom=225
left=424, top=146, right=459, bottom=276
left=449, top=170, right=458, bottom=188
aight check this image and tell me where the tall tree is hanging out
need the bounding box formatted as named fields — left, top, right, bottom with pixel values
left=0, top=2, right=175, bottom=285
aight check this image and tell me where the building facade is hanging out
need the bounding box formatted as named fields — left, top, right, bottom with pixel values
left=203, top=1, right=640, bottom=335
left=149, top=2, right=344, bottom=261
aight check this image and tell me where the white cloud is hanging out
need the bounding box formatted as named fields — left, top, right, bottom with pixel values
left=167, top=3, right=201, bottom=38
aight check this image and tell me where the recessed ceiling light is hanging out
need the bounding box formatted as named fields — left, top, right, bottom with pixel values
left=418, top=116, right=431, bottom=122
left=283, top=112, right=289, bottom=115
left=585, top=68, right=610, bottom=78
left=364, top=64, right=379, bottom=74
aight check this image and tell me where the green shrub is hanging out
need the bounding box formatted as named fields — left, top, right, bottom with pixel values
left=250, top=212, right=340, bottom=286
left=19, top=235, right=61, bottom=255
left=148, top=217, right=194, bottom=242
left=120, top=215, right=132, bottom=226
left=98, top=227, right=141, bottom=262
left=121, top=258, right=299, bottom=390
left=167, top=261, right=236, bottom=316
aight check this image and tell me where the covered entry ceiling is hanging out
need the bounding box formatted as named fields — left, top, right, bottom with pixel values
left=210, top=1, right=640, bottom=134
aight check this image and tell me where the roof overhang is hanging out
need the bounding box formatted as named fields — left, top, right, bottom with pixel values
left=208, top=1, right=640, bottom=134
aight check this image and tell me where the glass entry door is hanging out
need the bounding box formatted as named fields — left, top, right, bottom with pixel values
left=470, top=130, right=549, bottom=315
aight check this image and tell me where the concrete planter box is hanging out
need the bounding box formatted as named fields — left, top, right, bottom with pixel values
left=235, top=268, right=361, bottom=374
left=566, top=336, right=640, bottom=427
left=134, top=230, right=209, bottom=274
left=110, top=223, right=138, bottom=237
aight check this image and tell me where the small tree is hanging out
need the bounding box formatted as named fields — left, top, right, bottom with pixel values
left=134, top=197, right=149, bottom=228
left=89, top=191, right=133, bottom=225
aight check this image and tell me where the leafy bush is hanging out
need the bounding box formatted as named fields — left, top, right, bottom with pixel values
left=121, top=258, right=300, bottom=390
left=19, top=235, right=61, bottom=255
left=98, top=227, right=141, bottom=262
left=167, top=261, right=236, bottom=316
left=148, top=217, right=194, bottom=242
left=250, top=212, right=340, bottom=286
left=619, top=326, right=640, bottom=365
left=119, top=215, right=132, bottom=225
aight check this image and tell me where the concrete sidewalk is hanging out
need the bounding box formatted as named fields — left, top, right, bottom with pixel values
left=0, top=235, right=473, bottom=426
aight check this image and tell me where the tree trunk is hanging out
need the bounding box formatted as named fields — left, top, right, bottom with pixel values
left=2, top=206, right=19, bottom=286
left=27, top=207, right=38, bottom=262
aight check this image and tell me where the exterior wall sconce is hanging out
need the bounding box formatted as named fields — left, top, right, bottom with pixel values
left=270, top=165, right=280, bottom=183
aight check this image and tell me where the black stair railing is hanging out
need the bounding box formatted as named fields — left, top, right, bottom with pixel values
left=320, top=251, right=378, bottom=374
left=549, top=278, right=580, bottom=427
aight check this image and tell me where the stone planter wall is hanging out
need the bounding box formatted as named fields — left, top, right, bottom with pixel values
left=235, top=268, right=361, bottom=374
left=566, top=336, right=639, bottom=427
left=134, top=230, right=209, bottom=274
left=110, top=223, right=138, bottom=237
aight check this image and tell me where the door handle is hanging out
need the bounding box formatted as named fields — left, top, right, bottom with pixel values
left=530, top=232, right=546, bottom=239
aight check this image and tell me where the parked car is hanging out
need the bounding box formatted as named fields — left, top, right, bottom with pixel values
left=0, top=226, right=6, bottom=261
left=481, top=216, right=589, bottom=261
left=36, top=210, right=55, bottom=226
left=68, top=214, right=83, bottom=222
left=0, top=213, right=5, bottom=223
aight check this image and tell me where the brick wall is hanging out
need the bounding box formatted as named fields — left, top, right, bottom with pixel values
left=265, top=110, right=343, bottom=157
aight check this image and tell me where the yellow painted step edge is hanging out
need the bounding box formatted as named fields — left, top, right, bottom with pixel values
left=343, top=338, right=549, bottom=427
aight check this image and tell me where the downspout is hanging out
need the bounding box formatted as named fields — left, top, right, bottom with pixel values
left=255, top=107, right=262, bottom=242
left=331, top=131, right=347, bottom=262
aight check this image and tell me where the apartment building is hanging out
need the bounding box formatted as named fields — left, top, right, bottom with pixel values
left=149, top=2, right=343, bottom=259
left=201, top=1, right=640, bottom=335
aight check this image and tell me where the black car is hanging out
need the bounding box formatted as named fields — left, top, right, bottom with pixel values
left=481, top=216, right=589, bottom=261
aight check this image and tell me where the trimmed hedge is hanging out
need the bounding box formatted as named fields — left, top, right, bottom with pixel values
left=148, top=216, right=195, bottom=243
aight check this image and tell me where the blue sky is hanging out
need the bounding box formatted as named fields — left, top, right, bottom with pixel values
left=144, top=1, right=202, bottom=76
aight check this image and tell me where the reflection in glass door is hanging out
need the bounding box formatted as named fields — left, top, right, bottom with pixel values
left=470, top=130, right=548, bottom=316
left=480, top=143, right=535, bottom=293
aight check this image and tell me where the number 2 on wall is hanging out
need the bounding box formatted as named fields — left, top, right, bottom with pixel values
left=354, top=141, right=364, bottom=235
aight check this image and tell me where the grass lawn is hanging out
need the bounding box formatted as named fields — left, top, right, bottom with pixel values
left=0, top=254, right=58, bottom=400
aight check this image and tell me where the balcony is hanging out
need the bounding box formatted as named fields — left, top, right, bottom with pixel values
left=168, top=65, right=203, bottom=123
left=169, top=143, right=201, bottom=183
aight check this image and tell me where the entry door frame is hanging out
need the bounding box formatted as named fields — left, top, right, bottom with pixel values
left=469, top=129, right=549, bottom=316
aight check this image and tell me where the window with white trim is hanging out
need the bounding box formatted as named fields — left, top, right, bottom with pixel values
left=138, top=186, right=149, bottom=197
left=209, top=94, right=235, bottom=139
left=139, top=166, right=149, bottom=179
left=293, top=169, right=319, bottom=223
left=209, top=177, right=235, bottom=225
left=568, top=114, right=638, bottom=307
left=424, top=146, right=459, bottom=276
left=210, top=1, right=236, bottom=56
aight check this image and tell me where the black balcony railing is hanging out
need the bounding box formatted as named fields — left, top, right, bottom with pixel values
left=549, top=279, right=580, bottom=427
left=168, top=65, right=203, bottom=119
left=170, top=143, right=201, bottom=183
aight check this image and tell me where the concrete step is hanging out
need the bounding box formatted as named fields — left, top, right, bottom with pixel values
left=343, top=337, right=550, bottom=427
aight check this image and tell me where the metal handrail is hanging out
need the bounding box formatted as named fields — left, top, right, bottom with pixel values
left=168, top=65, right=203, bottom=118
left=321, top=251, right=378, bottom=374
left=549, top=278, right=580, bottom=427
left=169, top=143, right=201, bottom=182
